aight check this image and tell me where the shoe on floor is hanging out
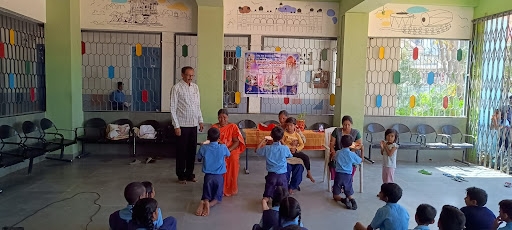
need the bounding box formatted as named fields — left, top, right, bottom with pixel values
left=349, top=199, right=358, bottom=210
left=130, top=159, right=141, bottom=165
left=145, top=157, right=155, bottom=164
left=344, top=198, right=352, bottom=209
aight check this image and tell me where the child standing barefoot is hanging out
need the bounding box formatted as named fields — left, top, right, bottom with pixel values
left=195, top=127, right=230, bottom=216
left=380, top=129, right=398, bottom=184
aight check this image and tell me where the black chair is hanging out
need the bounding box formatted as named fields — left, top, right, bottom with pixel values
left=133, top=120, right=162, bottom=156
left=391, top=124, right=421, bottom=147
left=108, top=119, right=135, bottom=156
left=39, top=118, right=77, bottom=162
left=440, top=125, right=475, bottom=165
left=365, top=123, right=386, bottom=163
left=0, top=125, right=44, bottom=174
left=308, top=122, right=330, bottom=131
left=21, top=121, right=63, bottom=158
left=416, top=124, right=443, bottom=146
left=0, top=125, right=25, bottom=170
left=263, top=120, right=280, bottom=126
left=238, top=119, right=257, bottom=174
left=76, top=118, right=108, bottom=159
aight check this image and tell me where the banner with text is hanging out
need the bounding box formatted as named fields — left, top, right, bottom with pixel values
left=244, top=52, right=300, bottom=98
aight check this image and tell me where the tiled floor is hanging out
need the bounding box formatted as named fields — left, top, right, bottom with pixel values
left=0, top=154, right=510, bottom=230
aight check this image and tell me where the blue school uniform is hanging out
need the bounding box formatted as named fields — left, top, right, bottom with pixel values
left=197, top=141, right=230, bottom=202
left=370, top=203, right=410, bottom=230
left=257, top=142, right=293, bottom=197
left=460, top=206, right=496, bottom=230
left=499, top=222, right=512, bottom=230
left=332, top=148, right=362, bottom=196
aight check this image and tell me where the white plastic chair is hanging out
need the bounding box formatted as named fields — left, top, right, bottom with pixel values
left=323, top=127, right=336, bottom=191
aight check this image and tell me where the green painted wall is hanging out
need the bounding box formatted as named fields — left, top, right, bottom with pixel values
left=196, top=6, right=223, bottom=124
left=45, top=0, right=82, bottom=154
left=474, top=0, right=512, bottom=18
left=333, top=12, right=368, bottom=132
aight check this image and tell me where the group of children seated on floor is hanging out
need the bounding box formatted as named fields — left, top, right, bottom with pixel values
left=109, top=181, right=177, bottom=230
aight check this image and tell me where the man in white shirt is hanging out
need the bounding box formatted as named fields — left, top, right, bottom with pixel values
left=170, top=66, right=204, bottom=184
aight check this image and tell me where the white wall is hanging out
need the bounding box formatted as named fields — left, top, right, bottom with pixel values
left=0, top=0, right=46, bottom=23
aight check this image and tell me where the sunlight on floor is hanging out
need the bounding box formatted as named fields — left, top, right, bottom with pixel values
left=436, top=165, right=512, bottom=178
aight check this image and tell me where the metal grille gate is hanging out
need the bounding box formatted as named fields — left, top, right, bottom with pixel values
left=0, top=13, right=46, bottom=116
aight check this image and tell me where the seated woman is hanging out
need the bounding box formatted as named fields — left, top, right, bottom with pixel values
left=211, top=109, right=246, bottom=196
left=329, top=115, right=363, bottom=179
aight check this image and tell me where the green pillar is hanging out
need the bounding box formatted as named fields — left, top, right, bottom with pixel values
left=45, top=0, right=82, bottom=155
left=333, top=12, right=368, bottom=132
left=196, top=3, right=224, bottom=123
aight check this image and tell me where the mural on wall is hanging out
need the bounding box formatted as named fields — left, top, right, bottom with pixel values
left=81, top=0, right=196, bottom=32
left=369, top=4, right=473, bottom=39
left=224, top=0, right=339, bottom=37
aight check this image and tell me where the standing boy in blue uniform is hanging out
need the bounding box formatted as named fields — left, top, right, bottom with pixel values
left=332, top=135, right=362, bottom=210
left=256, top=126, right=293, bottom=211
left=195, top=127, right=230, bottom=217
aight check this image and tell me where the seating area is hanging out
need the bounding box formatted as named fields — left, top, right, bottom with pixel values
left=365, top=123, right=474, bottom=165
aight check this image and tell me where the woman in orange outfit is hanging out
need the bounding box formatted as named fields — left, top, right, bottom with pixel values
left=212, top=109, right=246, bottom=196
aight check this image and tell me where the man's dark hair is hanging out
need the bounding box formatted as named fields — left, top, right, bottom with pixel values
left=340, top=135, right=353, bottom=148
left=416, top=204, right=437, bottom=225
left=466, top=187, right=488, bottom=206
left=285, top=117, right=296, bottom=125
left=124, top=182, right=146, bottom=205
left=117, top=81, right=123, bottom=87
left=439, top=205, right=465, bottom=230
left=181, top=66, right=194, bottom=74
left=270, top=126, right=285, bottom=142
left=499, top=200, right=512, bottom=218
left=380, top=183, right=402, bottom=203
left=207, top=127, right=220, bottom=142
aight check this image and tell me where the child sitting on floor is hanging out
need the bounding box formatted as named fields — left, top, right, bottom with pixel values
left=412, top=204, right=437, bottom=230
left=460, top=187, right=496, bottom=230
left=282, top=117, right=315, bottom=185
left=109, top=182, right=147, bottom=230
left=253, top=186, right=289, bottom=230
left=195, top=127, right=230, bottom=217
left=141, top=181, right=163, bottom=228
left=256, top=126, right=293, bottom=211
left=438, top=205, right=465, bottom=230
left=332, top=135, right=362, bottom=210
left=493, top=199, right=512, bottom=230
left=276, top=197, right=307, bottom=230
left=354, top=183, right=409, bottom=230
left=130, top=198, right=177, bottom=230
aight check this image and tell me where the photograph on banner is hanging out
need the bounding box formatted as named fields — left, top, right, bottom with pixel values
left=244, top=51, right=300, bottom=97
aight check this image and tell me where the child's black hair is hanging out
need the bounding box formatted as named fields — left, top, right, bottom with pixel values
left=271, top=126, right=285, bottom=142
left=279, top=197, right=301, bottom=227
left=416, top=204, right=437, bottom=225
left=340, top=135, right=354, bottom=148
left=272, top=186, right=289, bottom=207
left=207, top=127, right=221, bottom=142
left=499, top=199, right=512, bottom=218
left=384, top=129, right=398, bottom=143
left=124, top=182, right=146, bottom=205
left=466, top=187, right=488, bottom=207
left=439, top=205, right=465, bottom=230
left=141, top=181, right=153, bottom=197
left=380, top=183, right=402, bottom=203
left=279, top=110, right=289, bottom=117
left=285, top=117, right=297, bottom=125
left=132, top=198, right=158, bottom=230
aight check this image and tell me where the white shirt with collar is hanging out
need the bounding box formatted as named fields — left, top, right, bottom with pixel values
left=170, top=79, right=203, bottom=128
